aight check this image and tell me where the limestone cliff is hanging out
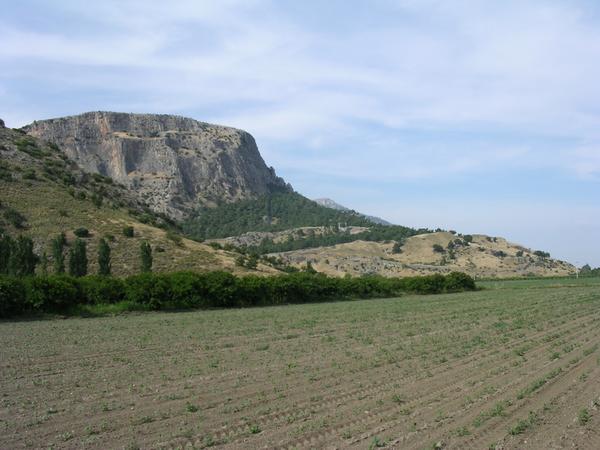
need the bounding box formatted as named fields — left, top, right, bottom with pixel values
left=24, top=112, right=289, bottom=220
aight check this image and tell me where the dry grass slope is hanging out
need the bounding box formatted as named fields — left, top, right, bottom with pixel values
left=272, top=231, right=575, bottom=278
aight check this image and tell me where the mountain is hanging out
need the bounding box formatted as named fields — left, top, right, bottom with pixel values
left=24, top=112, right=289, bottom=220
left=1, top=112, right=575, bottom=279
left=313, top=197, right=392, bottom=225
left=0, top=121, right=276, bottom=276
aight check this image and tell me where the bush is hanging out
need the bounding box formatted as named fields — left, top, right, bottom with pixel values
left=0, top=276, right=26, bottom=317
left=122, top=226, right=134, bottom=237
left=432, top=244, right=445, bottom=253
left=444, top=272, right=476, bottom=292
left=125, top=273, right=172, bottom=309
left=79, top=276, right=125, bottom=305
left=3, top=207, right=27, bottom=229
left=25, top=276, right=81, bottom=312
left=73, top=227, right=90, bottom=238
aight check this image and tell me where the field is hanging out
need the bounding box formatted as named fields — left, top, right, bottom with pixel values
left=1, top=278, right=600, bottom=449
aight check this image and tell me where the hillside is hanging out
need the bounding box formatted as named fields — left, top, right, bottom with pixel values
left=24, top=112, right=289, bottom=220
left=182, top=191, right=380, bottom=240
left=0, top=123, right=276, bottom=276
left=3, top=111, right=578, bottom=279
left=269, top=231, right=575, bottom=278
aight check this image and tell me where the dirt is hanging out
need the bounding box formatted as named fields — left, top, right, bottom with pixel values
left=1, top=278, right=599, bottom=449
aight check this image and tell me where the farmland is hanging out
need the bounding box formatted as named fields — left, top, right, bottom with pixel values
left=1, top=278, right=600, bottom=449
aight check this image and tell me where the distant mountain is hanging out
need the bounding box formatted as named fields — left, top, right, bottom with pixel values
left=313, top=198, right=392, bottom=225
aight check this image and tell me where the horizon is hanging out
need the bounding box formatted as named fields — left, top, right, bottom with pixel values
left=1, top=1, right=599, bottom=266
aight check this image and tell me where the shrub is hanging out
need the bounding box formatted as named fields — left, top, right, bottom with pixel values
left=432, top=244, right=445, bottom=253
left=0, top=276, right=26, bottom=317
left=73, top=227, right=90, bottom=238
left=122, top=226, right=134, bottom=237
left=3, top=207, right=27, bottom=229
left=125, top=273, right=172, bottom=309
left=25, top=275, right=80, bottom=312
left=166, top=230, right=183, bottom=246
left=79, top=276, right=125, bottom=304
left=444, top=272, right=476, bottom=292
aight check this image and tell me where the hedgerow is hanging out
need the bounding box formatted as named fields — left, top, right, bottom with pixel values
left=0, top=271, right=476, bottom=318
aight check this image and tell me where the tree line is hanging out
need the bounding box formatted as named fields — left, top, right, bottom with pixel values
left=0, top=232, right=154, bottom=278
left=0, top=271, right=477, bottom=318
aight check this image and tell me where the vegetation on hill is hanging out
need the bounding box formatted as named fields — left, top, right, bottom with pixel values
left=182, top=191, right=377, bottom=239
left=0, top=125, right=264, bottom=276
left=580, top=264, right=600, bottom=277
left=235, top=224, right=428, bottom=254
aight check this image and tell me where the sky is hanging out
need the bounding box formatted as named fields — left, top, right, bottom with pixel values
left=1, top=0, right=599, bottom=266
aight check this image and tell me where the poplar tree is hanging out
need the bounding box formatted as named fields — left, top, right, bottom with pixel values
left=52, top=232, right=67, bottom=274
left=69, top=238, right=87, bottom=277
left=140, top=241, right=152, bottom=273
left=97, top=238, right=111, bottom=276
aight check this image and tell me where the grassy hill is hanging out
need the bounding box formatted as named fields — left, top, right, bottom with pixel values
left=0, top=126, right=276, bottom=276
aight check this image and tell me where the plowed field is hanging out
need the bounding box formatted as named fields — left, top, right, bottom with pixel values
left=2, top=278, right=600, bottom=449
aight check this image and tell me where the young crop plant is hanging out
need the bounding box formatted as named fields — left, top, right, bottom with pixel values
left=577, top=408, right=590, bottom=425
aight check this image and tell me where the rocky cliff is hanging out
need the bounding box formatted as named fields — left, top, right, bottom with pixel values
left=24, top=112, right=289, bottom=220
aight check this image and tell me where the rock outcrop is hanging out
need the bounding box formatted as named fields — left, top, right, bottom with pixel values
left=24, top=112, right=289, bottom=220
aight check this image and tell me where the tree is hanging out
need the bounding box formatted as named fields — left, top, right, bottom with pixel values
left=0, top=234, right=14, bottom=274
left=98, top=238, right=111, bottom=276
left=52, top=232, right=67, bottom=274
left=140, top=241, right=152, bottom=273
left=69, top=238, right=87, bottom=277
left=39, top=251, right=49, bottom=276
left=246, top=254, right=259, bottom=270
left=9, top=236, right=38, bottom=276
left=432, top=244, right=445, bottom=253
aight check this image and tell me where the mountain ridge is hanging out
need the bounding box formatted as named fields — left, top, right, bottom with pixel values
left=24, top=111, right=290, bottom=220
left=313, top=197, right=392, bottom=225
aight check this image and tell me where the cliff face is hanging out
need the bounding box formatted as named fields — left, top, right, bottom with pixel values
left=24, top=112, right=289, bottom=220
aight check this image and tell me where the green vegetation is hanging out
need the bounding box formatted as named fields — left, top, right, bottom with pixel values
left=51, top=232, right=66, bottom=274
left=68, top=238, right=88, bottom=277
left=73, top=227, right=90, bottom=238
left=509, top=411, right=538, bottom=435
left=185, top=191, right=378, bottom=239
left=140, top=241, right=153, bottom=273
left=577, top=408, right=590, bottom=425
left=0, top=235, right=38, bottom=276
left=580, top=264, right=600, bottom=277
left=0, top=271, right=476, bottom=318
left=245, top=224, right=426, bottom=254
left=98, top=238, right=111, bottom=276
left=122, top=226, right=134, bottom=237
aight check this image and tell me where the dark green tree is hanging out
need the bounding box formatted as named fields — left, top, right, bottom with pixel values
left=140, top=241, right=152, bottom=273
left=246, top=254, right=258, bottom=270
left=0, top=234, right=14, bottom=274
left=97, top=238, right=111, bottom=276
left=9, top=236, right=38, bottom=276
left=52, top=232, right=67, bottom=274
left=69, top=238, right=88, bottom=277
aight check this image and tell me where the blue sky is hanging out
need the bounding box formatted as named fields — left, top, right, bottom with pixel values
left=1, top=0, right=599, bottom=266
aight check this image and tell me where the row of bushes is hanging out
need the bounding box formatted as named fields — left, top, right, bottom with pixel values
left=0, top=271, right=476, bottom=318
